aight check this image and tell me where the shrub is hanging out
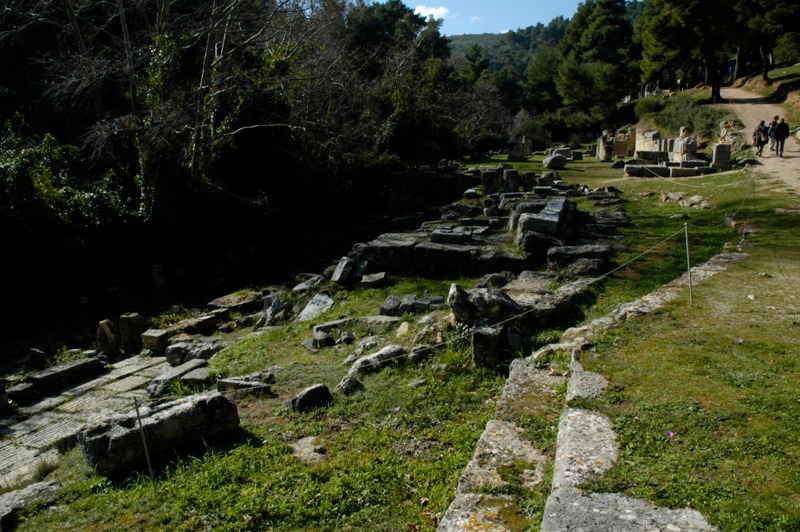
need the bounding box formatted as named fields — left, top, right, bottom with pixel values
left=654, top=94, right=727, bottom=138
left=634, top=96, right=666, bottom=118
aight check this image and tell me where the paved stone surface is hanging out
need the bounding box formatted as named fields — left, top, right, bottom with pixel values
left=0, top=355, right=170, bottom=489
left=542, top=487, right=717, bottom=532
left=443, top=253, right=739, bottom=530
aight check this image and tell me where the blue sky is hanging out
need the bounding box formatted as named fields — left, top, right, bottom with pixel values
left=385, top=1, right=583, bottom=35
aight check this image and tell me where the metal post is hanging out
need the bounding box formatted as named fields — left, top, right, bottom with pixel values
left=134, top=398, right=155, bottom=479
left=685, top=223, right=693, bottom=306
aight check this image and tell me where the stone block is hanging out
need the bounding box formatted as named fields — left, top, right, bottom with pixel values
left=208, top=290, right=262, bottom=313
left=0, top=480, right=61, bottom=530
left=7, top=382, right=39, bottom=405
left=360, top=272, right=387, bottom=288
left=669, top=167, right=699, bottom=178
left=119, top=313, right=148, bottom=355
left=96, top=320, right=120, bottom=359
left=147, top=358, right=208, bottom=397
left=295, top=294, right=334, bottom=322
left=285, top=384, right=334, bottom=413
left=180, top=367, right=213, bottom=387
left=331, top=256, right=356, bottom=284
left=28, top=357, right=107, bottom=396
left=347, top=345, right=407, bottom=376
left=543, top=155, right=567, bottom=169
left=141, top=329, right=175, bottom=354
left=79, top=393, right=239, bottom=476
left=380, top=295, right=402, bottom=316
left=217, top=372, right=274, bottom=399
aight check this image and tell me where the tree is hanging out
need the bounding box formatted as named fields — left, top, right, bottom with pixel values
left=462, top=43, right=489, bottom=85
left=555, top=0, right=635, bottom=129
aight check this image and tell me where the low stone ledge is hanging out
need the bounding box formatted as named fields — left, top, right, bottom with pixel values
left=28, top=357, right=107, bottom=396
left=552, top=408, right=617, bottom=491
left=541, top=487, right=717, bottom=531
left=78, top=393, right=239, bottom=476
left=437, top=493, right=526, bottom=532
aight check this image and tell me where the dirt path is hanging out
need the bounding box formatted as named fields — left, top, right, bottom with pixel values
left=718, top=87, right=800, bottom=195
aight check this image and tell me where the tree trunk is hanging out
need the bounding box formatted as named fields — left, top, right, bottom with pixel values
left=63, top=0, right=105, bottom=118
left=760, top=43, right=771, bottom=81
left=116, top=0, right=138, bottom=114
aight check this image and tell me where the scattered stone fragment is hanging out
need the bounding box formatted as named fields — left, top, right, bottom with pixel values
left=347, top=345, right=407, bottom=376
left=217, top=372, right=274, bottom=399
left=360, top=272, right=388, bottom=288
left=292, top=274, right=325, bottom=294
left=334, top=375, right=365, bottom=396
left=408, top=345, right=432, bottom=364
left=285, top=384, right=334, bottom=412
left=295, top=294, right=335, bottom=322
left=208, top=290, right=262, bottom=313
left=331, top=256, right=357, bottom=284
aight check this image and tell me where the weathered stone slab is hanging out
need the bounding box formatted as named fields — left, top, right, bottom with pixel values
left=356, top=233, right=426, bottom=271
left=552, top=408, right=617, bottom=490
left=670, top=167, right=699, bottom=177
left=7, top=382, right=39, bottom=406
left=347, top=345, right=407, bottom=376
left=292, top=274, right=325, bottom=293
left=102, top=375, right=152, bottom=393
left=147, top=358, right=208, bottom=398
left=295, top=294, right=335, bottom=322
left=208, top=290, right=262, bottom=313
left=216, top=372, right=273, bottom=400
left=517, top=196, right=566, bottom=235
left=360, top=272, right=387, bottom=288
left=437, top=493, right=526, bottom=532
left=547, top=245, right=612, bottom=269
left=180, top=367, right=213, bottom=387
left=457, top=419, right=546, bottom=494
left=0, top=479, right=61, bottom=530
left=413, top=241, right=479, bottom=273
left=313, top=316, right=402, bottom=335
left=543, top=154, right=567, bottom=169
left=496, top=359, right=565, bottom=419
left=541, top=487, right=717, bottom=532
left=79, top=393, right=239, bottom=476
left=28, top=357, right=107, bottom=396
left=331, top=256, right=356, bottom=284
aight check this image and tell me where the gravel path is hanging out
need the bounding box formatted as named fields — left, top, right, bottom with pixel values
left=718, top=87, right=800, bottom=194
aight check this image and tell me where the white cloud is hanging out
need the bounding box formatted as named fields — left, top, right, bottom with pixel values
left=470, top=16, right=481, bottom=23
left=414, top=6, right=450, bottom=20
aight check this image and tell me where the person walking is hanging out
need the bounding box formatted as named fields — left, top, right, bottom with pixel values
left=753, top=120, right=769, bottom=156
left=774, top=117, right=790, bottom=157
left=768, top=115, right=779, bottom=151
